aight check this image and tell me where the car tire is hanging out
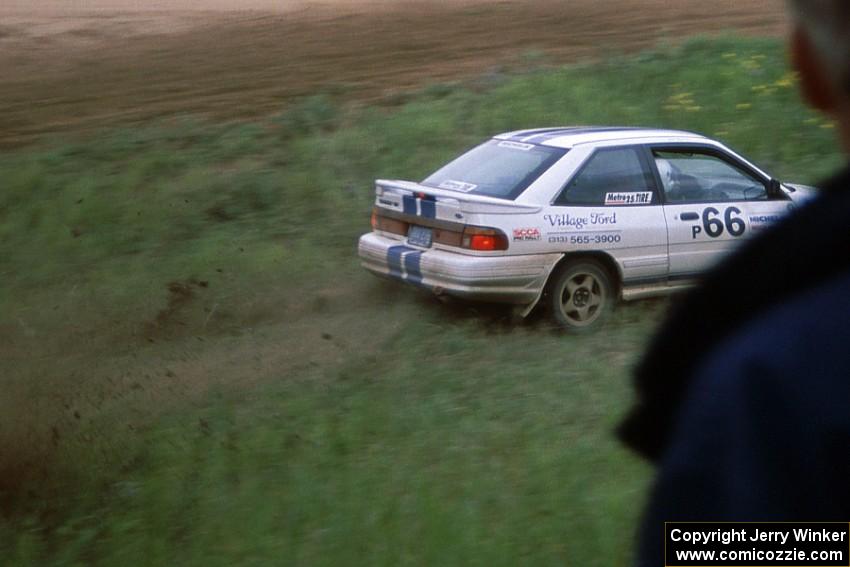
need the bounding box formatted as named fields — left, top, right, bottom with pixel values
left=548, top=259, right=614, bottom=332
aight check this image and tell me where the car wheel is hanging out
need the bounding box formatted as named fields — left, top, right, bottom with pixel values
left=549, top=260, right=614, bottom=332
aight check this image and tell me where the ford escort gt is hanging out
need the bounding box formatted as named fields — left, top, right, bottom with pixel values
left=358, top=127, right=815, bottom=331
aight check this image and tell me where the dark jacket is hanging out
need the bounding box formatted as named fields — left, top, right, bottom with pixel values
left=618, top=165, right=850, bottom=562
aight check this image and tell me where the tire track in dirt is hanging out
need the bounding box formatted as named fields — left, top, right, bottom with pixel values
left=0, top=0, right=787, bottom=147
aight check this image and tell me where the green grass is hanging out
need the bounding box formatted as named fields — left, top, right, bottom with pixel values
left=0, top=36, right=842, bottom=566
left=4, top=306, right=658, bottom=567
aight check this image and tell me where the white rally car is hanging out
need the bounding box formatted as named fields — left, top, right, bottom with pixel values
left=358, top=127, right=815, bottom=330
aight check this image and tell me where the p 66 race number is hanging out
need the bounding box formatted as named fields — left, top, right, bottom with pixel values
left=692, top=207, right=746, bottom=239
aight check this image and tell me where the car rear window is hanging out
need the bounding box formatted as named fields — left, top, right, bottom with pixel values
left=421, top=140, right=567, bottom=200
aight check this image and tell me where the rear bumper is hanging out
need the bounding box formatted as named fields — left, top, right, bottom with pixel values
left=358, top=232, right=561, bottom=304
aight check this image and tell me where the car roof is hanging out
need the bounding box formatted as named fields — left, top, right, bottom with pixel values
left=494, top=126, right=709, bottom=148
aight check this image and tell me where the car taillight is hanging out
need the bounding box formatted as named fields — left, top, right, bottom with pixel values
left=461, top=227, right=509, bottom=251
left=371, top=208, right=408, bottom=236
left=469, top=235, right=499, bottom=250
left=372, top=208, right=507, bottom=251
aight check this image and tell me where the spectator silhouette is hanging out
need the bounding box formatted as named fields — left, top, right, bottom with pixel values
left=619, top=1, right=850, bottom=564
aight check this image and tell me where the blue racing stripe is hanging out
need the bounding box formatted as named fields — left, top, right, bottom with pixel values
left=510, top=126, right=648, bottom=143
left=387, top=245, right=411, bottom=278
left=402, top=195, right=417, bottom=215
left=419, top=199, right=436, bottom=219
left=403, top=251, right=423, bottom=285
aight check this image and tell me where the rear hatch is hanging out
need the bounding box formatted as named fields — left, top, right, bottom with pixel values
left=372, top=180, right=542, bottom=252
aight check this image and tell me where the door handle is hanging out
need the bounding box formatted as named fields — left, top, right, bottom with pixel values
left=680, top=212, right=699, bottom=221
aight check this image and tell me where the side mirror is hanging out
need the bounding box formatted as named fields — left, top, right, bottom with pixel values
left=768, top=178, right=783, bottom=197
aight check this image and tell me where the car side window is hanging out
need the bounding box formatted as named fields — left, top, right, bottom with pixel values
left=554, top=147, right=656, bottom=206
left=653, top=149, right=769, bottom=203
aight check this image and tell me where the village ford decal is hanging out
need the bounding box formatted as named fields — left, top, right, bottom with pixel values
left=543, top=212, right=618, bottom=230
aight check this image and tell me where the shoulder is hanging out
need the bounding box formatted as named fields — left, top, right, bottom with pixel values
left=644, top=271, right=850, bottom=521
left=669, top=268, right=850, bottom=502
left=694, top=268, right=850, bottom=399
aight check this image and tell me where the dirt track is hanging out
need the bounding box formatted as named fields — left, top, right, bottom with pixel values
left=1, top=0, right=787, bottom=147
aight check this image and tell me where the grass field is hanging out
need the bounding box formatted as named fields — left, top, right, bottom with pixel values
left=1, top=36, right=842, bottom=565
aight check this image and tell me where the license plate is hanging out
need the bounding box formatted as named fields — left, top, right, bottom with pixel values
left=407, top=225, right=433, bottom=248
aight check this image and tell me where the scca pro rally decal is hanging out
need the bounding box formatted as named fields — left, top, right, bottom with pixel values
left=604, top=191, right=653, bottom=206
left=512, top=227, right=541, bottom=241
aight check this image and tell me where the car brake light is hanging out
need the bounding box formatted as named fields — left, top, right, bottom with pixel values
left=461, top=227, right=509, bottom=251
left=370, top=209, right=378, bottom=230
left=470, top=235, right=498, bottom=250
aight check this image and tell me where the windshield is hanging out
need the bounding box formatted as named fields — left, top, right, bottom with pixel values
left=422, top=140, right=567, bottom=199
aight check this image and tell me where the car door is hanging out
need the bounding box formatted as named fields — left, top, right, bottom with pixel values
left=648, top=145, right=791, bottom=279
left=546, top=145, right=669, bottom=285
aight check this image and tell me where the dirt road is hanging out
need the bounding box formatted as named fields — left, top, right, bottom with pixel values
left=1, top=0, right=787, bottom=147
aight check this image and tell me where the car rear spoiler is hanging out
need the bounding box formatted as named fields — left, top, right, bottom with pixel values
left=376, top=179, right=542, bottom=215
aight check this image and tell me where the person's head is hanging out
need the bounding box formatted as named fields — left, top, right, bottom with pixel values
left=788, top=0, right=850, bottom=151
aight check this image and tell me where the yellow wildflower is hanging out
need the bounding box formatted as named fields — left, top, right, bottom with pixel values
left=774, top=72, right=798, bottom=88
